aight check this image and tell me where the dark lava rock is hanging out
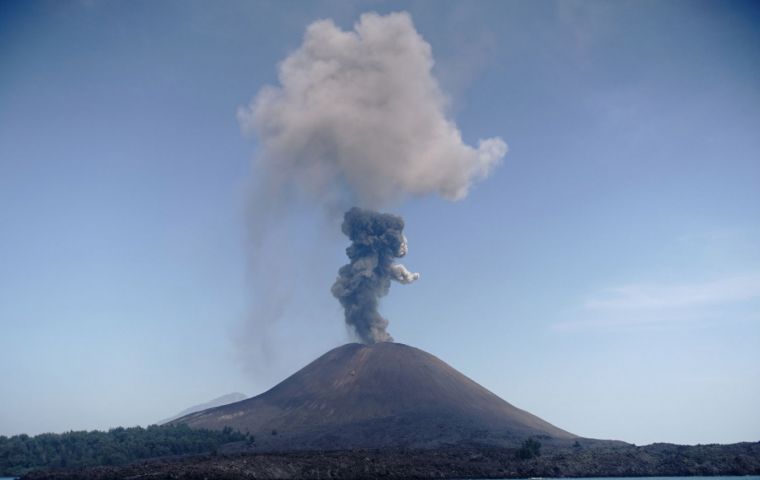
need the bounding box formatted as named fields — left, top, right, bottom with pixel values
left=22, top=442, right=760, bottom=479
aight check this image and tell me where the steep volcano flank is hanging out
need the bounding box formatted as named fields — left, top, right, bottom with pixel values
left=175, top=343, right=576, bottom=449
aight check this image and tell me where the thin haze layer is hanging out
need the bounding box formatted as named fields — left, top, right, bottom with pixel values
left=238, top=11, right=507, bottom=210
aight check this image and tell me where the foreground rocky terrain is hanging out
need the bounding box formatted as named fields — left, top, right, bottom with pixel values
left=23, top=441, right=760, bottom=479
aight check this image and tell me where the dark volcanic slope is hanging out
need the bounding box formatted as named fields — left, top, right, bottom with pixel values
left=175, top=343, right=577, bottom=449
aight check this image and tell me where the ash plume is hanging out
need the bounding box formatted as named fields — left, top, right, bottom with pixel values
left=332, top=207, right=419, bottom=343
left=238, top=11, right=507, bottom=211
left=236, top=11, right=508, bottom=359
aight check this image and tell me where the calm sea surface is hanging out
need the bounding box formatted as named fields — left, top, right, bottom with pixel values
left=468, top=477, right=760, bottom=480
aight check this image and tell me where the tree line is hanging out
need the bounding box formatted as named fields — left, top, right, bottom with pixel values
left=0, top=424, right=249, bottom=476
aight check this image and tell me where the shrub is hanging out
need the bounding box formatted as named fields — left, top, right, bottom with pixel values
left=517, top=438, right=542, bottom=459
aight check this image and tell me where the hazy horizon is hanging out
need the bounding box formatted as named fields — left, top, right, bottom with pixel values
left=1, top=0, right=759, bottom=446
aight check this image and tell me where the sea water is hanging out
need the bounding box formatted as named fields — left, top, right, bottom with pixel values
left=470, top=477, right=760, bottom=480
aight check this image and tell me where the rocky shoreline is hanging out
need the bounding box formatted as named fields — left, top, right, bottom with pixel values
left=21, top=441, right=760, bottom=479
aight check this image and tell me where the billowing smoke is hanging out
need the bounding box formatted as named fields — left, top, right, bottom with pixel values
left=331, top=207, right=419, bottom=343
left=238, top=11, right=507, bottom=210
left=238, top=12, right=507, bottom=353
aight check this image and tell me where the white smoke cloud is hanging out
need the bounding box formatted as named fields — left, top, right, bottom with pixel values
left=238, top=11, right=507, bottom=210
left=398, top=235, right=410, bottom=257
left=390, top=264, right=420, bottom=284
left=391, top=235, right=419, bottom=285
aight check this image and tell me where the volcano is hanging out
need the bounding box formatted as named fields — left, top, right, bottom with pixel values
left=174, top=342, right=577, bottom=450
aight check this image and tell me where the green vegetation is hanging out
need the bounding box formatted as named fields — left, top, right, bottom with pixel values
left=517, top=438, right=542, bottom=459
left=0, top=424, right=248, bottom=476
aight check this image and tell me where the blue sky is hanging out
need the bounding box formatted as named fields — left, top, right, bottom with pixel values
left=1, top=0, right=759, bottom=445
